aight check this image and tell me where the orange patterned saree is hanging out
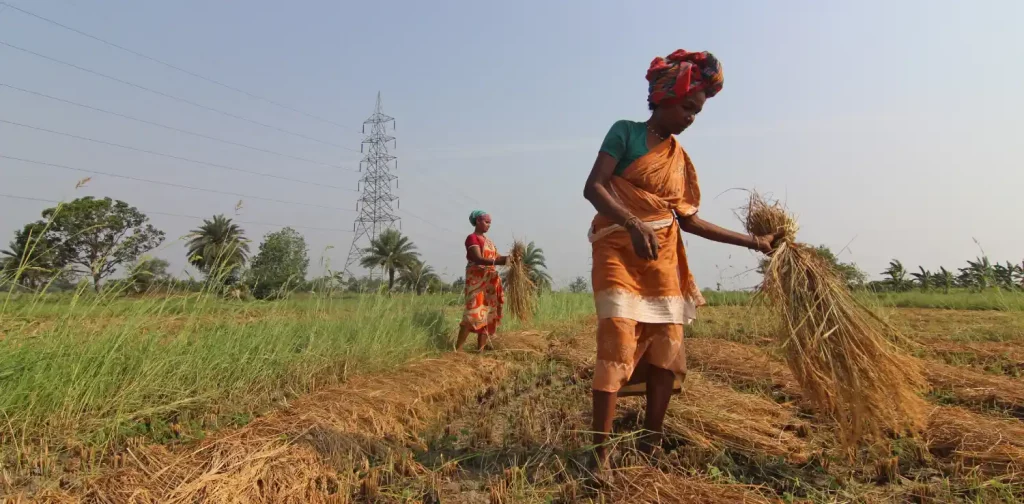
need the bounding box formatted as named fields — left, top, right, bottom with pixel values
left=589, top=136, right=706, bottom=395
left=462, top=236, right=504, bottom=335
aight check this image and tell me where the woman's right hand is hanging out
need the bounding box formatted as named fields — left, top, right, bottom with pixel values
left=626, top=218, right=659, bottom=260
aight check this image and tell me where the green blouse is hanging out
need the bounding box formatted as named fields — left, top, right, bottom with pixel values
left=599, top=120, right=650, bottom=176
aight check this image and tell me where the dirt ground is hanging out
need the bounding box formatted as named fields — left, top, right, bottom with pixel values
left=4, top=308, right=1024, bottom=503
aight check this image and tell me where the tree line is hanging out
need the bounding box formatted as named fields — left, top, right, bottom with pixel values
left=1, top=196, right=553, bottom=298
left=876, top=257, right=1024, bottom=293
left=757, top=246, right=1024, bottom=294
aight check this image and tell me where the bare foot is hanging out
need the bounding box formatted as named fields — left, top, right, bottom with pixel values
left=585, top=450, right=613, bottom=488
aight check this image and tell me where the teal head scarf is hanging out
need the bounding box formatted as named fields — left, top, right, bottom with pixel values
left=469, top=210, right=489, bottom=226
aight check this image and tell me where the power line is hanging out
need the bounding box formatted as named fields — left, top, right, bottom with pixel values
left=0, top=118, right=357, bottom=188
left=0, top=154, right=356, bottom=213
left=0, top=1, right=354, bottom=131
left=0, top=193, right=354, bottom=233
left=397, top=208, right=461, bottom=238
left=0, top=40, right=358, bottom=151
left=1, top=83, right=359, bottom=174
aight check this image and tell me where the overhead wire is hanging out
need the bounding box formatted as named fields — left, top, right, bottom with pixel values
left=0, top=7, right=478, bottom=254
left=0, top=154, right=356, bottom=212
left=0, top=1, right=355, bottom=131
left=0, top=40, right=357, bottom=151
left=0, top=83, right=360, bottom=174
left=0, top=193, right=354, bottom=233
left=0, top=118, right=357, bottom=188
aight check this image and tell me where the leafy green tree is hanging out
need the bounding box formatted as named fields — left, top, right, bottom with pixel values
left=1, top=221, right=65, bottom=290
left=882, top=259, right=909, bottom=292
left=568, top=276, right=589, bottom=293
left=247, top=227, right=309, bottom=299
left=910, top=266, right=932, bottom=292
left=307, top=275, right=340, bottom=295
left=359, top=229, right=419, bottom=291
left=42, top=197, right=165, bottom=292
left=426, top=276, right=449, bottom=294
left=814, top=246, right=866, bottom=289
left=345, top=275, right=384, bottom=293
left=936, top=267, right=954, bottom=294
left=760, top=245, right=865, bottom=289
left=128, top=256, right=171, bottom=293
left=186, top=214, right=249, bottom=283
left=399, top=259, right=440, bottom=295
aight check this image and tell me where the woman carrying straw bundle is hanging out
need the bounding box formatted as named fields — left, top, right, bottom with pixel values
left=455, top=211, right=508, bottom=352
left=583, top=49, right=782, bottom=473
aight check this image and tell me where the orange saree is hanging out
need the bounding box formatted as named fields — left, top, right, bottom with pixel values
left=589, top=136, right=706, bottom=395
left=462, top=235, right=504, bottom=335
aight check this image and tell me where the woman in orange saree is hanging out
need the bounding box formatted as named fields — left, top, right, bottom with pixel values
left=583, top=50, right=781, bottom=473
left=455, top=211, right=508, bottom=352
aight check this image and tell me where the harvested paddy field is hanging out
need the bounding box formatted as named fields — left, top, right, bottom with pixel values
left=2, top=296, right=1024, bottom=503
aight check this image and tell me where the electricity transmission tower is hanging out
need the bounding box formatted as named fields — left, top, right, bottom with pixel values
left=343, top=92, right=400, bottom=280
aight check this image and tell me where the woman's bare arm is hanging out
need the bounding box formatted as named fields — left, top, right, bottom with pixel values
left=679, top=214, right=778, bottom=253
left=583, top=152, right=659, bottom=259
left=583, top=152, right=634, bottom=227
left=467, top=246, right=507, bottom=266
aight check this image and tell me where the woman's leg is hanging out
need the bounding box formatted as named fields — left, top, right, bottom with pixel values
left=454, top=325, right=471, bottom=351
left=592, top=390, right=617, bottom=469
left=641, top=364, right=676, bottom=454
left=591, top=317, right=639, bottom=471
left=476, top=332, right=489, bottom=351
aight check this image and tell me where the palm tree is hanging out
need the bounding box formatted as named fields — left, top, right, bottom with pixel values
left=910, top=266, right=932, bottom=292
left=936, top=267, right=954, bottom=294
left=360, top=229, right=419, bottom=291
left=522, top=242, right=552, bottom=291
left=399, top=259, right=439, bottom=295
left=501, top=241, right=552, bottom=291
left=186, top=214, right=250, bottom=282
left=993, top=261, right=1021, bottom=290
left=963, top=256, right=994, bottom=291
left=882, top=260, right=908, bottom=292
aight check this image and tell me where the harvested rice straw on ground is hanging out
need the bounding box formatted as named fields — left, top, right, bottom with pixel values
left=927, top=406, right=1024, bottom=478
left=742, top=192, right=927, bottom=450
left=921, top=360, right=1024, bottom=415
left=505, top=241, right=537, bottom=322
left=607, top=468, right=774, bottom=504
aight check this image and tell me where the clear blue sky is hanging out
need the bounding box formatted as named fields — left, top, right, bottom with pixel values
left=2, top=0, right=1022, bottom=288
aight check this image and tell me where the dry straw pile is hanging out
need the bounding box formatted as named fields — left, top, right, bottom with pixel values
left=742, top=192, right=927, bottom=449
left=505, top=241, right=537, bottom=322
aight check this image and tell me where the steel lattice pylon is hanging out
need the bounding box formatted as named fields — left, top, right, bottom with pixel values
left=343, top=92, right=399, bottom=280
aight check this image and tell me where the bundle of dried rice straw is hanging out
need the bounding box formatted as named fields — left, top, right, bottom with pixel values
left=505, top=241, right=537, bottom=322
left=743, top=192, right=927, bottom=449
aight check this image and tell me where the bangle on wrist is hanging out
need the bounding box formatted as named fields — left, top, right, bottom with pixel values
left=624, top=216, right=642, bottom=230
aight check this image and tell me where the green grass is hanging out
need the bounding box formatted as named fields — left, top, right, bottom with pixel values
left=699, top=289, right=1024, bottom=311
left=701, top=290, right=756, bottom=306
left=870, top=290, right=1024, bottom=311
left=0, top=288, right=594, bottom=455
